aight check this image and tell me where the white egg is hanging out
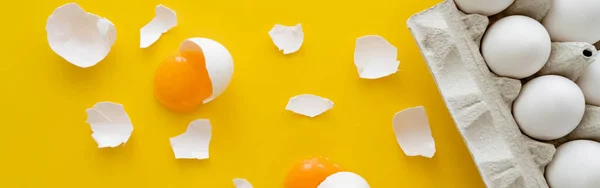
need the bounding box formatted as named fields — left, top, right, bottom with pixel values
left=543, top=0, right=600, bottom=44
left=481, top=15, right=551, bottom=79
left=546, top=140, right=600, bottom=188
left=317, top=172, right=370, bottom=188
left=454, top=0, right=515, bottom=16
left=577, top=57, right=600, bottom=106
left=513, top=75, right=585, bottom=140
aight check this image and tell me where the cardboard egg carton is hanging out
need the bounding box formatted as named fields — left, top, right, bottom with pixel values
left=407, top=0, right=599, bottom=187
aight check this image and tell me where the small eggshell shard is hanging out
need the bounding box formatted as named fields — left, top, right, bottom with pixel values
left=269, top=24, right=304, bottom=54
left=233, top=178, right=253, bottom=188
left=85, top=102, right=134, bottom=148
left=170, top=119, right=212, bottom=159
left=180, top=38, right=234, bottom=103
left=354, top=35, right=400, bottom=79
left=513, top=75, right=585, bottom=140
left=481, top=15, right=551, bottom=79
left=543, top=0, right=600, bottom=44
left=454, top=0, right=515, bottom=16
left=285, top=94, right=334, bottom=118
left=577, top=57, right=600, bottom=106
left=392, top=106, right=436, bottom=158
left=140, top=5, right=177, bottom=48
left=317, top=172, right=370, bottom=188
left=545, top=140, right=600, bottom=188
left=46, top=3, right=116, bottom=68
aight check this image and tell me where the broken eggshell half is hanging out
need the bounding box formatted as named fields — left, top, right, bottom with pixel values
left=180, top=38, right=234, bottom=104
left=140, top=4, right=177, bottom=48
left=46, top=3, right=116, bottom=68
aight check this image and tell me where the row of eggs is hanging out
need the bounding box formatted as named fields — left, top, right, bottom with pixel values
left=458, top=0, right=600, bottom=188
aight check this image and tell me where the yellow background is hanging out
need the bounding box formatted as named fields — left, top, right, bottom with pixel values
left=1, top=0, right=485, bottom=187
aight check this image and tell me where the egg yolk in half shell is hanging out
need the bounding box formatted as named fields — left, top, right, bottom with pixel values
left=153, top=49, right=213, bottom=112
left=284, top=157, right=344, bottom=188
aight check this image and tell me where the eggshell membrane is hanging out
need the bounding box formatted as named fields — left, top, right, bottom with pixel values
left=180, top=38, right=234, bottom=103
left=513, top=75, right=585, bottom=140
left=46, top=3, right=116, bottom=68
left=317, top=172, right=370, bottom=188
left=546, top=140, right=600, bottom=188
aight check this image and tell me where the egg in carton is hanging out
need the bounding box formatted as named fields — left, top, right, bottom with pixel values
left=407, top=0, right=599, bottom=187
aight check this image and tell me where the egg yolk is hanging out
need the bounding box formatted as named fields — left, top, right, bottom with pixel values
left=153, top=50, right=213, bottom=112
left=284, top=157, right=343, bottom=188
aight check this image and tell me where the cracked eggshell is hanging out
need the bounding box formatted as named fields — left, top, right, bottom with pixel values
left=354, top=35, right=400, bottom=79
left=269, top=24, right=304, bottom=54
left=317, top=172, right=370, bottom=188
left=233, top=178, right=253, bottom=188
left=46, top=3, right=116, bottom=68
left=392, top=106, right=436, bottom=158
left=170, top=119, right=212, bottom=159
left=85, top=102, right=133, bottom=148
left=140, top=5, right=177, bottom=48
left=285, top=94, right=334, bottom=118
left=180, top=38, right=234, bottom=103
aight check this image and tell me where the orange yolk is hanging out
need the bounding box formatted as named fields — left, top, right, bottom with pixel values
left=153, top=50, right=213, bottom=112
left=284, top=157, right=343, bottom=188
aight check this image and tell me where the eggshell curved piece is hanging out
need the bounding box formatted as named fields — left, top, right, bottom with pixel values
left=481, top=15, right=551, bottom=79
left=285, top=94, right=333, bottom=118
left=169, top=119, right=212, bottom=159
left=233, top=178, right=253, bottom=188
left=317, top=172, right=370, bottom=188
left=269, top=24, right=304, bottom=54
left=392, top=106, right=436, bottom=158
left=46, top=3, right=116, bottom=68
left=577, top=57, right=600, bottom=106
left=546, top=140, right=600, bottom=188
left=513, top=75, right=585, bottom=140
left=354, top=35, right=399, bottom=79
left=180, top=38, right=234, bottom=103
left=454, top=0, right=515, bottom=16
left=140, top=5, right=177, bottom=48
left=85, top=102, right=133, bottom=148
left=543, top=0, right=600, bottom=44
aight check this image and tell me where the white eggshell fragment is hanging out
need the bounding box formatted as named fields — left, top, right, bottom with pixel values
left=268, top=23, right=304, bottom=54
left=543, top=0, right=600, bottom=44
left=285, top=94, right=334, bottom=118
left=513, top=75, right=585, bottom=140
left=454, top=0, right=515, bottom=16
left=233, top=178, right=253, bottom=188
left=354, top=35, right=400, bottom=79
left=317, top=172, right=370, bottom=188
left=577, top=56, right=600, bottom=106
left=392, top=106, right=436, bottom=158
left=170, top=119, right=212, bottom=159
left=481, top=15, right=551, bottom=79
left=85, top=102, right=133, bottom=148
left=140, top=4, right=177, bottom=48
left=46, top=3, right=117, bottom=68
left=546, top=140, right=600, bottom=188
left=180, top=38, right=234, bottom=103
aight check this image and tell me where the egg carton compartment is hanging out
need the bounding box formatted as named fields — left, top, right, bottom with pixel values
left=407, top=0, right=599, bottom=187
